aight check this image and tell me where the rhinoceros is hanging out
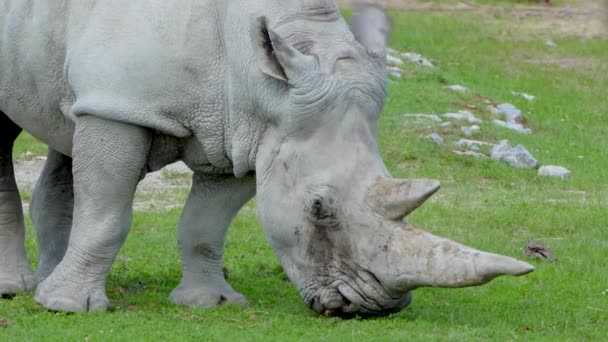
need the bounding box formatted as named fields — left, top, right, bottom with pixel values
left=0, top=0, right=533, bottom=316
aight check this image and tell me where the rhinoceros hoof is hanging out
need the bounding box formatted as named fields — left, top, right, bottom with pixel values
left=35, top=275, right=108, bottom=312
left=169, top=283, right=248, bottom=308
left=0, top=271, right=35, bottom=298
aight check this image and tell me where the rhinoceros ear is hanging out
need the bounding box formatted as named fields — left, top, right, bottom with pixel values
left=250, top=16, right=318, bottom=84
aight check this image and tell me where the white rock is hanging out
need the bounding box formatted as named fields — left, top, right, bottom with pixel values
left=457, top=139, right=494, bottom=151
left=403, top=113, right=442, bottom=122
left=440, top=122, right=453, bottom=128
left=387, top=66, right=402, bottom=78
left=493, top=119, right=532, bottom=134
left=445, top=85, right=470, bottom=93
left=401, top=52, right=434, bottom=68
left=387, top=47, right=401, bottom=56
left=490, top=140, right=537, bottom=169
left=461, top=125, right=480, bottom=137
left=489, top=103, right=523, bottom=123
left=511, top=91, right=536, bottom=102
left=453, top=150, right=487, bottom=159
left=545, top=40, right=558, bottom=48
left=442, top=110, right=482, bottom=124
left=387, top=54, right=404, bottom=66
left=426, top=133, right=444, bottom=144
left=538, top=165, right=571, bottom=179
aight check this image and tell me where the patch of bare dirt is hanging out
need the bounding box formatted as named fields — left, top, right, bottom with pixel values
left=15, top=158, right=192, bottom=212
left=524, top=56, right=602, bottom=69
left=339, top=0, right=607, bottom=38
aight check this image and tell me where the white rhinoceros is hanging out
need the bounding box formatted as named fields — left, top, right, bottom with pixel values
left=0, top=0, right=533, bottom=316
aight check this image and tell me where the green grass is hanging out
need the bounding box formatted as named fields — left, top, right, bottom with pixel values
left=2, top=2, right=607, bottom=340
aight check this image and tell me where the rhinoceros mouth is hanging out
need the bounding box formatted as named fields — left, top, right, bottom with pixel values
left=303, top=274, right=411, bottom=317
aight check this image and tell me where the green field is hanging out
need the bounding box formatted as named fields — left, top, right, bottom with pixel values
left=2, top=1, right=607, bottom=340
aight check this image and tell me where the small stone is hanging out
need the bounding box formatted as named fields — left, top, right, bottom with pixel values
left=442, top=110, right=482, bottom=124
left=538, top=165, right=571, bottom=179
left=602, top=289, right=608, bottom=296
left=387, top=66, right=402, bottom=78
left=545, top=39, right=558, bottom=48
left=440, top=122, right=453, bottom=128
left=452, top=150, right=487, bottom=159
left=493, top=119, right=532, bottom=134
left=425, top=133, right=444, bottom=144
left=461, top=125, right=480, bottom=137
left=490, top=140, right=537, bottom=169
left=511, top=91, right=536, bottom=102
left=524, top=240, right=557, bottom=261
left=401, top=52, right=434, bottom=68
left=387, top=54, right=404, bottom=66
left=445, top=85, right=470, bottom=93
left=457, top=139, right=494, bottom=151
left=403, top=113, right=442, bottom=122
left=387, top=47, right=401, bottom=56
left=490, top=103, right=523, bottom=123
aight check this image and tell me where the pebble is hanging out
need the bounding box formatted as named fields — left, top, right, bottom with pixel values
left=453, top=150, right=487, bottom=159
left=401, top=52, right=434, bottom=68
left=538, top=165, right=571, bottom=179
left=440, top=122, right=453, bottom=128
left=490, top=140, right=538, bottom=169
left=457, top=139, right=494, bottom=151
left=545, top=40, right=558, bottom=48
left=426, top=133, right=444, bottom=144
left=489, top=103, right=523, bottom=123
left=387, top=54, right=404, bottom=66
left=387, top=47, right=400, bottom=56
left=403, top=113, right=442, bottom=122
left=387, top=66, right=402, bottom=78
left=461, top=125, right=480, bottom=137
left=442, top=110, right=483, bottom=124
left=445, top=85, right=470, bottom=93
left=511, top=91, right=536, bottom=102
left=493, top=119, right=532, bottom=134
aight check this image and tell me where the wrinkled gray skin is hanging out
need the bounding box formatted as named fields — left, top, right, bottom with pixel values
left=0, top=0, right=533, bottom=316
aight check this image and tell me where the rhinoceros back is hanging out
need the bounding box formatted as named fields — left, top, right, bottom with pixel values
left=1, top=0, right=228, bottom=157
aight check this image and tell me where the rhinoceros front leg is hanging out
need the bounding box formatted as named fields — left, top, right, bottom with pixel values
left=30, top=149, right=74, bottom=285
left=35, top=116, right=151, bottom=312
left=169, top=173, right=255, bottom=308
left=0, top=112, right=35, bottom=297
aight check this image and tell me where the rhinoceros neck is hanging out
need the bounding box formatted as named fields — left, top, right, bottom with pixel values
left=220, top=0, right=350, bottom=177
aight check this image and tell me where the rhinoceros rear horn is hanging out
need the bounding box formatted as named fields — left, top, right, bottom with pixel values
left=350, top=3, right=391, bottom=58
left=250, top=16, right=318, bottom=84
left=368, top=178, right=440, bottom=220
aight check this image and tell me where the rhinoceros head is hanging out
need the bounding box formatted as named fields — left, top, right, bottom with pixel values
left=249, top=13, right=533, bottom=317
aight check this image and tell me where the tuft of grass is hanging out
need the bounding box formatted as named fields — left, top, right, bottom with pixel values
left=3, top=2, right=607, bottom=340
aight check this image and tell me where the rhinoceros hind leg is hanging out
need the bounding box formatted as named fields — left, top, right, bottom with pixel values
left=169, top=173, right=255, bottom=308
left=30, top=149, right=73, bottom=285
left=0, top=111, right=35, bottom=297
left=35, top=116, right=151, bottom=312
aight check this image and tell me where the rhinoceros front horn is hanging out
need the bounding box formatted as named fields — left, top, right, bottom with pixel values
left=368, top=178, right=534, bottom=290
left=385, top=225, right=535, bottom=290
